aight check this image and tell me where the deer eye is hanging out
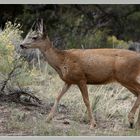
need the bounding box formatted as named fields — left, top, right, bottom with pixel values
left=32, top=36, right=38, bottom=40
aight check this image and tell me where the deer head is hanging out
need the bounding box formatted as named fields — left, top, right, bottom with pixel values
left=20, top=18, right=47, bottom=49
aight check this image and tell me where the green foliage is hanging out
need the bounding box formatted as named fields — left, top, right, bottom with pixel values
left=84, top=30, right=109, bottom=48
left=107, top=36, right=129, bottom=49
left=64, top=30, right=108, bottom=49
left=0, top=22, right=34, bottom=88
left=60, top=29, right=129, bottom=49
left=5, top=5, right=140, bottom=42
left=1, top=5, right=139, bottom=49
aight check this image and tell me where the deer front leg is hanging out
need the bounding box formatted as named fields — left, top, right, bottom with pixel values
left=46, top=83, right=71, bottom=122
left=78, top=80, right=96, bottom=129
left=128, top=95, right=140, bottom=128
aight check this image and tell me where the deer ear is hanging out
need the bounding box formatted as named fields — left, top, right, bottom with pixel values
left=43, top=25, right=47, bottom=38
left=31, top=21, right=37, bottom=31
left=40, top=19, right=43, bottom=34
left=31, top=19, right=40, bottom=31
left=37, top=18, right=43, bottom=34
left=36, top=18, right=47, bottom=38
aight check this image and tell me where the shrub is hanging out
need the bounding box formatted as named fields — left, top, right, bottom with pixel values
left=107, top=35, right=129, bottom=49
left=0, top=21, right=35, bottom=90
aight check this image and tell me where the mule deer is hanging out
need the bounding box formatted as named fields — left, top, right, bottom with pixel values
left=20, top=19, right=140, bottom=129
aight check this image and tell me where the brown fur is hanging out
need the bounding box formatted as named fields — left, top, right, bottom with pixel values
left=21, top=34, right=140, bottom=129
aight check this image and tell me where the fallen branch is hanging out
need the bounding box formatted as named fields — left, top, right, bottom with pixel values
left=0, top=56, right=42, bottom=107
left=0, top=85, right=42, bottom=108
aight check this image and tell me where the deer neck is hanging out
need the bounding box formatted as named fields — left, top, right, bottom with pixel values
left=39, top=39, right=64, bottom=71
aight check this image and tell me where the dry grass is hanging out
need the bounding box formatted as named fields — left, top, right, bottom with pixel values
left=0, top=64, right=140, bottom=136
left=35, top=65, right=135, bottom=123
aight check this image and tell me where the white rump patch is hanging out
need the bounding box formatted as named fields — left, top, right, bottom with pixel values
left=136, top=75, right=140, bottom=84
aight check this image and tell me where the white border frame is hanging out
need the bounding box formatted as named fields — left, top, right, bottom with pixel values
left=0, top=0, right=139, bottom=4
left=0, top=0, right=140, bottom=139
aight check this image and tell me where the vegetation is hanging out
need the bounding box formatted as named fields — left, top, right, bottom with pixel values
left=0, top=5, right=140, bottom=49
left=0, top=22, right=35, bottom=90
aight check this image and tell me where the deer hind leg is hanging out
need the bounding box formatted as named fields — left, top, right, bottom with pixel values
left=136, top=106, right=140, bottom=129
left=129, top=94, right=140, bottom=128
left=123, top=84, right=140, bottom=128
left=46, top=83, right=71, bottom=122
left=78, top=80, right=96, bottom=129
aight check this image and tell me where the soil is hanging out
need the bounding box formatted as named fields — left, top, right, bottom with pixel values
left=0, top=101, right=139, bottom=136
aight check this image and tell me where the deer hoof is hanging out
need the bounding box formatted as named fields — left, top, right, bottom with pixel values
left=89, top=123, right=97, bottom=129
left=129, top=122, right=134, bottom=129
left=128, top=113, right=134, bottom=129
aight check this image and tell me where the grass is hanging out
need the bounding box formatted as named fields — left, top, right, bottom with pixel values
left=0, top=64, right=140, bottom=136
left=33, top=65, right=140, bottom=135
left=4, top=103, right=80, bottom=136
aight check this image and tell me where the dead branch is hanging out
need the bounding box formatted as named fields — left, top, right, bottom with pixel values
left=1, top=66, right=17, bottom=92
left=0, top=57, right=23, bottom=92
left=0, top=87, right=42, bottom=107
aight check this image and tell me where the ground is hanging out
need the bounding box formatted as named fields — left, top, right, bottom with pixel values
left=0, top=101, right=139, bottom=136
left=0, top=74, right=140, bottom=136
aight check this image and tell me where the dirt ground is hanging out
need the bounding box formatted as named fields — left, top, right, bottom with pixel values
left=0, top=100, right=140, bottom=136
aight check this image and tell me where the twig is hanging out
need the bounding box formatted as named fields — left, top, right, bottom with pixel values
left=19, top=91, right=41, bottom=104
left=0, top=67, right=16, bottom=92
left=0, top=56, right=25, bottom=92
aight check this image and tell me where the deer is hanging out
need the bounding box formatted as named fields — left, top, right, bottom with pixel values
left=20, top=19, right=140, bottom=129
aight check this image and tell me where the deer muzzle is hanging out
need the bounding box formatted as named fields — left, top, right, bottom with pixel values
left=20, top=44, right=27, bottom=49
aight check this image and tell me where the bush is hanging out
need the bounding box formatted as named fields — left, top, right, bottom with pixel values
left=0, top=21, right=35, bottom=90
left=54, top=27, right=129, bottom=50
left=107, top=36, right=129, bottom=49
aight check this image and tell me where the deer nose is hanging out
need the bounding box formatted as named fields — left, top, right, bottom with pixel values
left=20, top=44, right=24, bottom=49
